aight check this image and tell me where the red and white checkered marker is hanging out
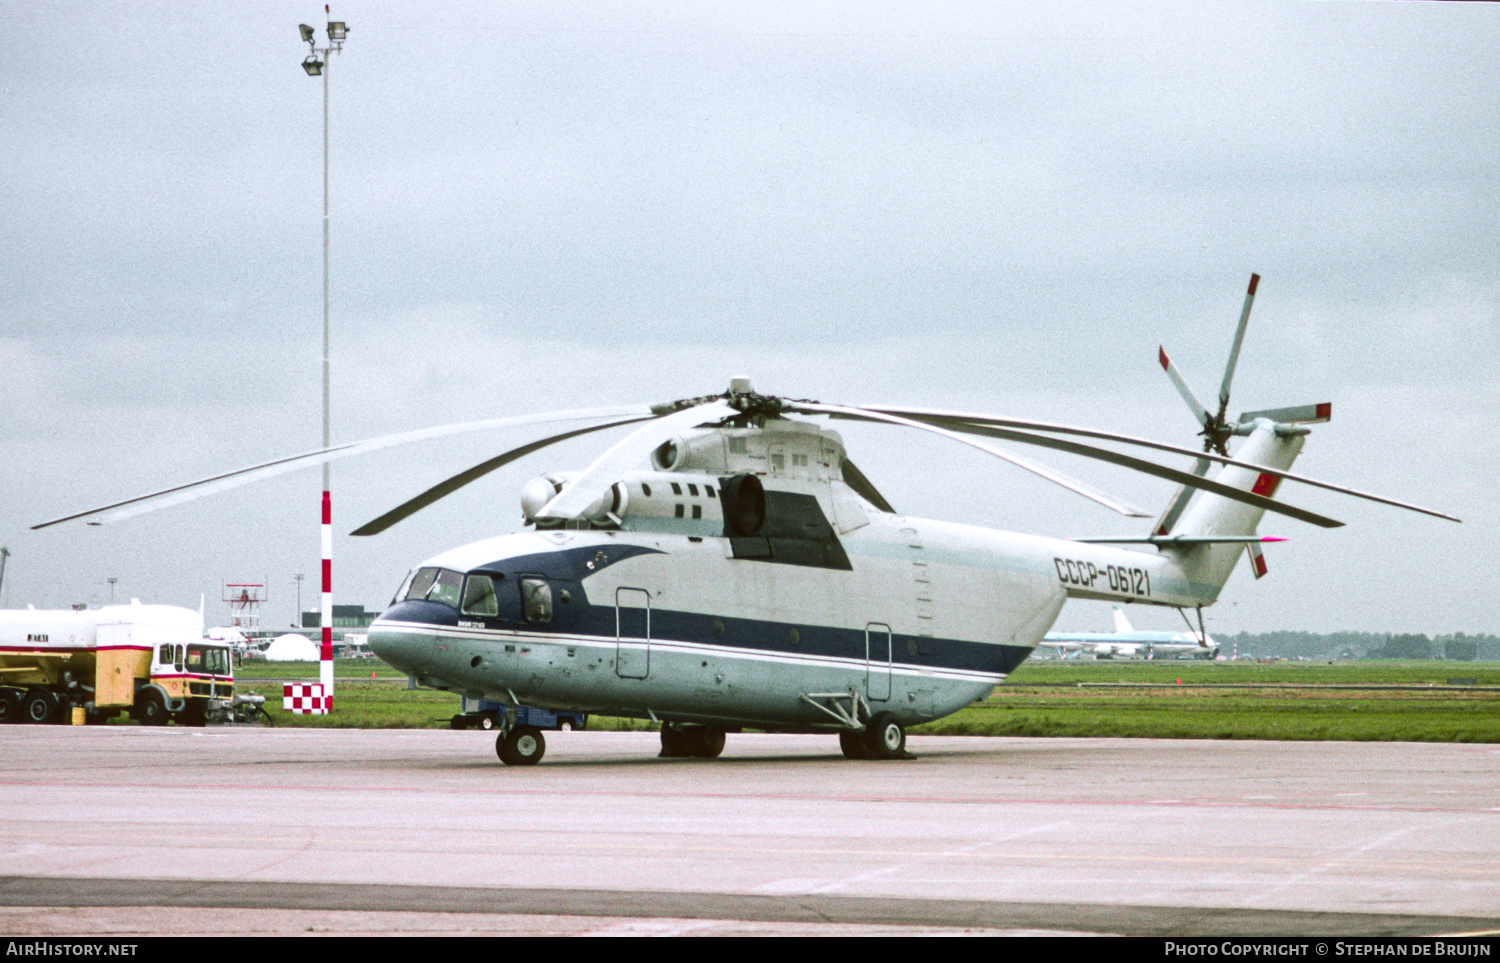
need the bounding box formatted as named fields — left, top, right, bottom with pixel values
left=284, top=682, right=331, bottom=715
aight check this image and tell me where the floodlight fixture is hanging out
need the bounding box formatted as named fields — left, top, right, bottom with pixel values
left=302, top=56, right=324, bottom=76
left=299, top=23, right=315, bottom=43
left=327, top=21, right=347, bottom=42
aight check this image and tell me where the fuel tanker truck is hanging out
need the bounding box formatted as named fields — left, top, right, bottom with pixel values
left=0, top=600, right=234, bottom=725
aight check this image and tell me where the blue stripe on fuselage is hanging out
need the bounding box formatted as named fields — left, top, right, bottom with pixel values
left=378, top=590, right=1033, bottom=678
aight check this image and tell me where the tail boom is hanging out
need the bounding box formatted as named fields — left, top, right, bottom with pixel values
left=1054, top=420, right=1307, bottom=609
left=1158, top=420, right=1306, bottom=605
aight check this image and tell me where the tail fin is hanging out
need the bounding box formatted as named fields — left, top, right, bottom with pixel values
left=1111, top=606, right=1134, bottom=634
left=1156, top=419, right=1309, bottom=604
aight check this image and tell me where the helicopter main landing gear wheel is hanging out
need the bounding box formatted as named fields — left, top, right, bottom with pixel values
left=496, top=726, right=546, bottom=766
left=861, top=712, right=907, bottom=760
left=690, top=726, right=725, bottom=758
left=659, top=723, right=690, bottom=757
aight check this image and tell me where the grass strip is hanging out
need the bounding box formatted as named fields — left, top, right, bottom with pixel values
left=230, top=658, right=1500, bottom=741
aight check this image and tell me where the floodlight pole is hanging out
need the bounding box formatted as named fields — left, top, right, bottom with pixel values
left=301, top=11, right=348, bottom=708
left=320, top=34, right=332, bottom=707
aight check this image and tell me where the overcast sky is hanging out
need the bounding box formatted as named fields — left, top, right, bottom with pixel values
left=1, top=1, right=1494, bottom=636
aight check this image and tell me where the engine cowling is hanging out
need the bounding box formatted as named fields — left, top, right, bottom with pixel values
left=521, top=473, right=631, bottom=527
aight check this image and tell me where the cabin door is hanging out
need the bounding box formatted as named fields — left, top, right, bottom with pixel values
left=615, top=587, right=651, bottom=679
left=865, top=622, right=892, bottom=702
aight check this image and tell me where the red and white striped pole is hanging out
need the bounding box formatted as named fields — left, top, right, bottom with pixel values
left=320, top=488, right=334, bottom=706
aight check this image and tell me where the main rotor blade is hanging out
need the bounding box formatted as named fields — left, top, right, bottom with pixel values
left=856, top=405, right=1461, bottom=523
left=840, top=459, right=896, bottom=514
left=350, top=416, right=655, bottom=536
left=812, top=405, right=1345, bottom=529
left=1159, top=346, right=1211, bottom=428
left=1218, top=272, right=1259, bottom=422
left=537, top=400, right=738, bottom=521
left=31, top=406, right=655, bottom=529
left=790, top=402, right=1151, bottom=519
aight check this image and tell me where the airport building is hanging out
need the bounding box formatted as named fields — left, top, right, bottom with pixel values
left=300, top=604, right=380, bottom=630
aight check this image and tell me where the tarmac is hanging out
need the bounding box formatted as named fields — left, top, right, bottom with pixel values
left=1, top=727, right=1497, bottom=936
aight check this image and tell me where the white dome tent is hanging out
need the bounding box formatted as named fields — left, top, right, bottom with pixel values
left=262, top=633, right=319, bottom=662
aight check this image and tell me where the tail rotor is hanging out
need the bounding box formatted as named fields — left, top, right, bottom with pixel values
left=1159, top=273, right=1261, bottom=456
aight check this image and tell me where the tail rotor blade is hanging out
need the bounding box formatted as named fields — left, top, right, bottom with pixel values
left=1217, top=272, right=1259, bottom=421
left=1159, top=346, right=1211, bottom=428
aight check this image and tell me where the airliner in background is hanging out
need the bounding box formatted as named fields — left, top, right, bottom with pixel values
left=1041, top=606, right=1219, bottom=660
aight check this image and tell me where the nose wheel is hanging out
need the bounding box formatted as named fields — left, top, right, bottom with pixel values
left=496, top=725, right=546, bottom=766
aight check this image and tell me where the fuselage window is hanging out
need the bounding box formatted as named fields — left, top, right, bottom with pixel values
left=670, top=482, right=682, bottom=496
left=462, top=574, right=499, bottom=617
left=521, top=578, right=553, bottom=623
left=642, top=483, right=652, bottom=497
left=425, top=569, right=464, bottom=608
left=688, top=484, right=699, bottom=496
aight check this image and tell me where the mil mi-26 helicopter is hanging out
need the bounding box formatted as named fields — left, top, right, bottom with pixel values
left=37, top=276, right=1458, bottom=764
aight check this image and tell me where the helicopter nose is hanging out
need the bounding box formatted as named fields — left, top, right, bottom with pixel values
left=367, top=624, right=420, bottom=674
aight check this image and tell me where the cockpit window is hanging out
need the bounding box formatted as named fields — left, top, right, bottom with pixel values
left=402, top=567, right=464, bottom=608
left=404, top=567, right=438, bottom=601
left=521, top=578, right=552, bottom=623
left=425, top=569, right=464, bottom=608
left=462, top=574, right=499, bottom=617
left=392, top=569, right=417, bottom=604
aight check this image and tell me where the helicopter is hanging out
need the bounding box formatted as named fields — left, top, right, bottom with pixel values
left=35, top=275, right=1458, bottom=764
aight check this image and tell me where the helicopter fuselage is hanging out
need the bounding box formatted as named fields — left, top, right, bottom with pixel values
left=370, top=517, right=1062, bottom=730
left=368, top=498, right=1209, bottom=731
